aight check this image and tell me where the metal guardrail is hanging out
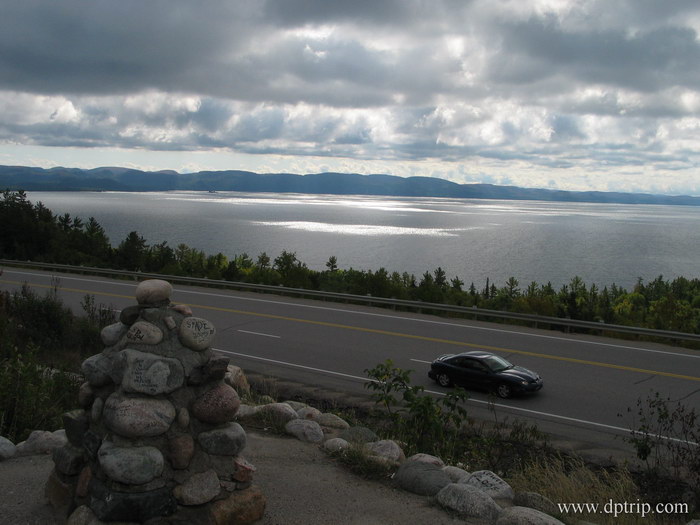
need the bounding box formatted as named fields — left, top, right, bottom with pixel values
left=3, top=258, right=700, bottom=343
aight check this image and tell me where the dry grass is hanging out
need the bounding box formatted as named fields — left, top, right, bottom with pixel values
left=507, top=455, right=687, bottom=525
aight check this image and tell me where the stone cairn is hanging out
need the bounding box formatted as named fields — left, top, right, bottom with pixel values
left=46, top=279, right=266, bottom=524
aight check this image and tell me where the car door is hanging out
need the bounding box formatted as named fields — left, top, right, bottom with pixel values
left=463, top=358, right=493, bottom=389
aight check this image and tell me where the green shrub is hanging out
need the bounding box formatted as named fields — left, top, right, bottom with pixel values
left=0, top=346, right=81, bottom=442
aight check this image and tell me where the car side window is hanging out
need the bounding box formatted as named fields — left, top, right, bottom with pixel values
left=449, top=357, right=465, bottom=367
left=467, top=359, right=488, bottom=372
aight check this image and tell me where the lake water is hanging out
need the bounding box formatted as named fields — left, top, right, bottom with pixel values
left=26, top=191, right=700, bottom=290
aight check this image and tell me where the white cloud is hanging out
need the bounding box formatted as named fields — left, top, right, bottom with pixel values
left=0, top=0, right=700, bottom=194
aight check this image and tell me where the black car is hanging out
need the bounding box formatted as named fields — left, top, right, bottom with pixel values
left=428, top=351, right=543, bottom=398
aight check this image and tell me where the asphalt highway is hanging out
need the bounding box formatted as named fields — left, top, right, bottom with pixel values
left=2, top=267, right=699, bottom=457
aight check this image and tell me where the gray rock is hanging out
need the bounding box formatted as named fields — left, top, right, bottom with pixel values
left=406, top=452, right=445, bottom=467
left=125, top=321, right=164, bottom=345
left=173, top=469, right=221, bottom=505
left=15, top=429, right=67, bottom=456
left=103, top=392, right=176, bottom=438
left=198, top=422, right=247, bottom=456
left=366, top=440, right=405, bottom=463
left=297, top=406, right=322, bottom=420
left=98, top=440, right=164, bottom=485
left=323, top=438, right=350, bottom=453
left=66, top=505, right=97, bottom=525
left=316, top=412, right=350, bottom=429
left=177, top=407, right=190, bottom=429
left=285, top=419, right=324, bottom=443
left=62, top=409, right=89, bottom=448
left=437, top=483, right=502, bottom=522
left=257, top=402, right=299, bottom=426
left=464, top=470, right=515, bottom=501
left=119, top=348, right=184, bottom=395
left=89, top=477, right=177, bottom=522
left=100, top=322, right=129, bottom=346
left=283, top=400, right=307, bottom=411
left=338, top=426, right=378, bottom=444
left=77, top=381, right=94, bottom=408
left=514, top=491, right=559, bottom=517
left=119, top=304, right=142, bottom=325
left=135, top=279, right=172, bottom=306
left=81, top=353, right=113, bottom=387
left=179, top=316, right=216, bottom=351
left=53, top=444, right=85, bottom=475
left=442, top=465, right=471, bottom=483
left=0, top=436, right=16, bottom=460
left=236, top=404, right=259, bottom=419
left=496, top=506, right=565, bottom=525
left=394, top=459, right=452, bottom=496
left=91, top=396, right=104, bottom=422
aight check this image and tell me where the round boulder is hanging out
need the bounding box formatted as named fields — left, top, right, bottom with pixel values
left=98, top=441, right=164, bottom=485
left=135, top=279, right=173, bottom=306
left=284, top=419, right=324, bottom=443
left=192, top=383, right=241, bottom=424
left=436, top=483, right=502, bottom=522
left=394, top=459, right=451, bottom=496
left=103, top=393, right=176, bottom=438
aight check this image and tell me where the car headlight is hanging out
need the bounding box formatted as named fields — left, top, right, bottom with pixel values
left=520, top=380, right=528, bottom=385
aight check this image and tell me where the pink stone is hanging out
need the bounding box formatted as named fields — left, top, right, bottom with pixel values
left=232, top=456, right=256, bottom=483
left=172, top=304, right=193, bottom=316
left=76, top=466, right=92, bottom=497
left=169, top=434, right=195, bottom=470
left=192, top=383, right=240, bottom=425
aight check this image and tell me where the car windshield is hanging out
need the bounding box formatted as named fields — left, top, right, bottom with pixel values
left=483, top=355, right=513, bottom=372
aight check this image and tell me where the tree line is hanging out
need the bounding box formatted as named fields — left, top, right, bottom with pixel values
left=3, top=190, right=700, bottom=335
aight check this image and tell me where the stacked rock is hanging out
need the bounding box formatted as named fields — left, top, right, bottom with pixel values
left=46, top=279, right=265, bottom=524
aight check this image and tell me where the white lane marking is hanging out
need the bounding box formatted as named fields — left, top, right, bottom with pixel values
left=215, top=349, right=367, bottom=382
left=218, top=348, right=697, bottom=446
left=237, top=330, right=281, bottom=339
left=7, top=269, right=699, bottom=360
left=412, top=359, right=431, bottom=364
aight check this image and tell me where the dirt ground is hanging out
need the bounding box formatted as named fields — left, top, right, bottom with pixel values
left=0, top=430, right=476, bottom=525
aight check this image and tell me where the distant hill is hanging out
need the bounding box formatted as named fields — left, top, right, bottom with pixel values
left=1, top=164, right=699, bottom=206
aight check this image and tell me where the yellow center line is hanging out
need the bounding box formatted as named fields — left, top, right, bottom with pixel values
left=187, top=302, right=700, bottom=383
left=5, top=279, right=699, bottom=382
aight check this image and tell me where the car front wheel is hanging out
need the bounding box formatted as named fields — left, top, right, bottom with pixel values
left=437, top=373, right=452, bottom=387
left=496, top=383, right=512, bottom=399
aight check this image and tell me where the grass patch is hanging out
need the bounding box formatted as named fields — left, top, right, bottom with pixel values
left=508, top=455, right=690, bottom=524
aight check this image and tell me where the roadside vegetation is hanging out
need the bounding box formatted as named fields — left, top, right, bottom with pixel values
left=361, top=361, right=697, bottom=524
left=0, top=282, right=115, bottom=442
left=3, top=190, right=700, bottom=338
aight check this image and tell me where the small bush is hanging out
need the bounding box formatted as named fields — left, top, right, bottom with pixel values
left=623, top=390, right=700, bottom=491
left=0, top=346, right=81, bottom=443
left=364, top=359, right=470, bottom=460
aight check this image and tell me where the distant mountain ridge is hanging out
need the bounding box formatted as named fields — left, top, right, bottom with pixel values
left=1, top=164, right=699, bottom=206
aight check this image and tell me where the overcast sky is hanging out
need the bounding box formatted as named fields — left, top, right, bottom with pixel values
left=2, top=0, right=700, bottom=195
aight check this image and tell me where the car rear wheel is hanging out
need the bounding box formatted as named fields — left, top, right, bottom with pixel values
left=496, top=383, right=512, bottom=399
left=437, top=373, right=452, bottom=387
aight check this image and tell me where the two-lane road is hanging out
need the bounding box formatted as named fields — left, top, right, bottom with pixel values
left=2, top=268, right=699, bottom=456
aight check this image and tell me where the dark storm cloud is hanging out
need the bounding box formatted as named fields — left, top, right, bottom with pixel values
left=491, top=18, right=700, bottom=93
left=0, top=0, right=259, bottom=95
